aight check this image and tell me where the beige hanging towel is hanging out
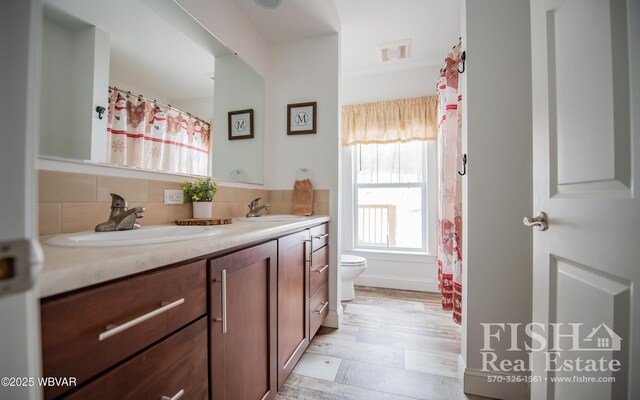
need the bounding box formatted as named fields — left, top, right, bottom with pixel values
left=292, top=179, right=314, bottom=216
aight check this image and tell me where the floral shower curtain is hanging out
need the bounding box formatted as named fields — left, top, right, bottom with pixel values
left=437, top=42, right=463, bottom=325
left=106, top=89, right=211, bottom=176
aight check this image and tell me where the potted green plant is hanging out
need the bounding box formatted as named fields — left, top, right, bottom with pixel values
left=183, top=177, right=217, bottom=219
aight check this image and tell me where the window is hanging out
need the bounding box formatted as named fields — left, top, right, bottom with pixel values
left=353, top=141, right=427, bottom=252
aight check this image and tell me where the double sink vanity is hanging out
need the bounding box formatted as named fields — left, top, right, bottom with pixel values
left=39, top=216, right=330, bottom=399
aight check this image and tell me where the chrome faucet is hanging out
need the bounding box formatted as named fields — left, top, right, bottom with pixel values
left=246, top=197, right=270, bottom=217
left=95, top=193, right=145, bottom=232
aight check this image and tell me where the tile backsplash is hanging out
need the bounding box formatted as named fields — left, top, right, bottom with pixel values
left=38, top=171, right=330, bottom=235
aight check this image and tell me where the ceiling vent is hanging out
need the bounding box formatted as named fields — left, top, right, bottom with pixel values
left=378, top=39, right=411, bottom=62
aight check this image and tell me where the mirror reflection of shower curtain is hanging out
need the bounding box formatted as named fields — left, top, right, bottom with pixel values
left=437, top=42, right=463, bottom=325
left=106, top=89, right=210, bottom=176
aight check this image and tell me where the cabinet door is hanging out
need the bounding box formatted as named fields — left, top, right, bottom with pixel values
left=209, top=241, right=277, bottom=400
left=277, top=230, right=310, bottom=388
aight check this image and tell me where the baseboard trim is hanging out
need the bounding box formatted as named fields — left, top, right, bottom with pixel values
left=458, top=354, right=466, bottom=382
left=322, top=305, right=343, bottom=329
left=354, top=274, right=439, bottom=292
left=463, top=367, right=530, bottom=400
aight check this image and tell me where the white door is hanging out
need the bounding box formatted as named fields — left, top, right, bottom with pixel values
left=0, top=1, right=43, bottom=399
left=530, top=0, right=639, bottom=399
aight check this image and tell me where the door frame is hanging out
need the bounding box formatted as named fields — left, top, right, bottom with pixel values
left=0, top=0, right=43, bottom=399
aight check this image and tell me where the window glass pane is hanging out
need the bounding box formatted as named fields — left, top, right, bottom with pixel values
left=376, top=142, right=399, bottom=183
left=357, top=187, right=423, bottom=249
left=356, top=144, right=377, bottom=184
left=399, top=141, right=423, bottom=183
left=356, top=142, right=424, bottom=184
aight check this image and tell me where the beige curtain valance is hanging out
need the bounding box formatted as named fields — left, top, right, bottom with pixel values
left=341, top=96, right=438, bottom=146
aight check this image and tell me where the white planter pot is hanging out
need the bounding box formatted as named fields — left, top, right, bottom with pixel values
left=192, top=201, right=213, bottom=219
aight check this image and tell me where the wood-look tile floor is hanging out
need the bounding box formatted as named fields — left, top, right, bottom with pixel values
left=276, top=286, right=493, bottom=400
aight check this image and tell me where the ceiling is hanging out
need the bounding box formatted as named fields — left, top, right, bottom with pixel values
left=233, top=0, right=340, bottom=44
left=230, top=0, right=460, bottom=77
left=335, top=0, right=461, bottom=77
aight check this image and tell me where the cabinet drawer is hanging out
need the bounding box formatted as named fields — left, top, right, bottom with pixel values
left=309, top=245, right=329, bottom=297
left=41, top=260, right=206, bottom=399
left=66, top=317, right=208, bottom=400
left=310, top=223, right=328, bottom=252
left=309, top=282, right=329, bottom=340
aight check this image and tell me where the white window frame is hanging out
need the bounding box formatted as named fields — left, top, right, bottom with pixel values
left=352, top=141, right=429, bottom=253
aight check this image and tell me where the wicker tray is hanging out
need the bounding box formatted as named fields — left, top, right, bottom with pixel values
left=175, top=218, right=232, bottom=226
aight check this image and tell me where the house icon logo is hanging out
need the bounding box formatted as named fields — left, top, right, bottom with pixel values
left=581, top=323, right=622, bottom=351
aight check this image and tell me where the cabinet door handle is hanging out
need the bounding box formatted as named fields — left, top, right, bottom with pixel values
left=313, top=264, right=329, bottom=274
left=221, top=269, right=227, bottom=333
left=314, top=301, right=329, bottom=314
left=313, top=233, right=329, bottom=239
left=98, top=298, right=185, bottom=341
left=161, top=389, right=184, bottom=400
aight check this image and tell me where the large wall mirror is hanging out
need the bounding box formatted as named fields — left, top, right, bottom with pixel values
left=40, top=0, right=265, bottom=184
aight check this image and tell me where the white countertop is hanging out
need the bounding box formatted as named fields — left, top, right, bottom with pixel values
left=38, top=216, right=330, bottom=298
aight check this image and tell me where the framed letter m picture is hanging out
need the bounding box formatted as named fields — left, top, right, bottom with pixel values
left=228, top=109, right=254, bottom=140
left=287, top=102, right=317, bottom=135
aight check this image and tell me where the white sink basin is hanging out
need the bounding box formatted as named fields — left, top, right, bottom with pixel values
left=46, top=225, right=220, bottom=247
left=235, top=215, right=305, bottom=222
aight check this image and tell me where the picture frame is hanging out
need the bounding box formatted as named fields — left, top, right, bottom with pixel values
left=287, top=102, right=317, bottom=135
left=228, top=109, right=254, bottom=140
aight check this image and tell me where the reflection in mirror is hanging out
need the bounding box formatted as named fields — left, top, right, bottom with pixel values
left=39, top=0, right=265, bottom=184
left=213, top=54, right=265, bottom=184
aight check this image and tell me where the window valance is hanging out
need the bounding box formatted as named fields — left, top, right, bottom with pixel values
left=341, top=96, right=438, bottom=146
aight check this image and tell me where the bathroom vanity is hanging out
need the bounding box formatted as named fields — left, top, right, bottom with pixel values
left=39, top=217, right=330, bottom=399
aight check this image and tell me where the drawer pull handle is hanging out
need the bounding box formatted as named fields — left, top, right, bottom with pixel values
left=161, top=389, right=184, bottom=400
left=98, top=298, right=185, bottom=341
left=313, top=233, right=329, bottom=240
left=314, top=301, right=329, bottom=314
left=313, top=264, right=329, bottom=274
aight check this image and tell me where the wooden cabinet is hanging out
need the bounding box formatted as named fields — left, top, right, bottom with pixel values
left=40, top=260, right=206, bottom=399
left=40, top=222, right=328, bottom=399
left=308, top=223, right=329, bottom=340
left=209, top=240, right=278, bottom=400
left=277, top=230, right=310, bottom=388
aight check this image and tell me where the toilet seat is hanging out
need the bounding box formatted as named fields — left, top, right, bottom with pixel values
left=341, top=254, right=366, bottom=266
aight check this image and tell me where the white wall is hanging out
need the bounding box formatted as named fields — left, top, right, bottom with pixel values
left=341, top=65, right=441, bottom=105
left=212, top=53, right=265, bottom=184
left=266, top=33, right=341, bottom=325
left=461, top=0, right=532, bottom=398
left=340, top=66, right=441, bottom=292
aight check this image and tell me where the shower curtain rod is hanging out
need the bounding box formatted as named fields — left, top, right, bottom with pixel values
left=109, top=86, right=211, bottom=126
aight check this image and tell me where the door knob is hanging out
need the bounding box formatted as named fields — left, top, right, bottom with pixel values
left=523, top=212, right=548, bottom=231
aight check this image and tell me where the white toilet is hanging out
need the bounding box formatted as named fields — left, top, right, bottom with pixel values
left=340, top=254, right=368, bottom=301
